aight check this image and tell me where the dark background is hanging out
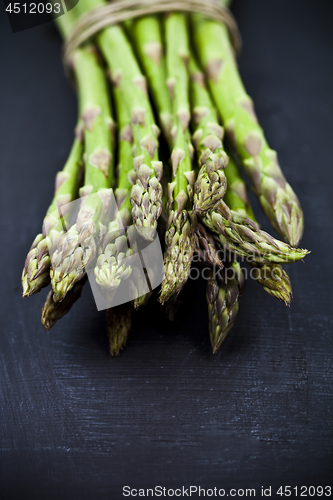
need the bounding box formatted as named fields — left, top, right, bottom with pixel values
left=1, top=1, right=333, bottom=498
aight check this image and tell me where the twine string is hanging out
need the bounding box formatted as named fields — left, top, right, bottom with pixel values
left=63, top=0, right=241, bottom=67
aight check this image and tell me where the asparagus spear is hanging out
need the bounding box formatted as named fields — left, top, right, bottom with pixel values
left=76, top=0, right=163, bottom=242
left=41, top=277, right=87, bottom=331
left=222, top=152, right=255, bottom=220
left=192, top=213, right=243, bottom=354
left=95, top=86, right=153, bottom=309
left=201, top=201, right=309, bottom=264
left=191, top=13, right=304, bottom=247
left=224, top=151, right=292, bottom=304
left=132, top=14, right=210, bottom=305
left=106, top=303, right=132, bottom=356
left=192, top=217, right=243, bottom=353
left=188, top=55, right=228, bottom=213
left=50, top=42, right=115, bottom=302
left=96, top=223, right=153, bottom=305
left=206, top=258, right=245, bottom=354
left=159, top=13, right=196, bottom=304
left=22, top=124, right=83, bottom=297
left=132, top=15, right=173, bottom=141
left=131, top=13, right=197, bottom=302
left=22, top=11, right=84, bottom=298
left=132, top=12, right=194, bottom=303
left=22, top=234, right=51, bottom=296
left=131, top=14, right=197, bottom=304
left=94, top=85, right=135, bottom=295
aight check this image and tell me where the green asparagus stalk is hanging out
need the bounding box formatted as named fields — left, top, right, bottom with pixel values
left=159, top=13, right=196, bottom=304
left=22, top=123, right=83, bottom=297
left=132, top=15, right=173, bottom=140
left=191, top=14, right=304, bottom=247
left=224, top=152, right=292, bottom=304
left=22, top=234, right=51, bottom=296
left=193, top=202, right=243, bottom=353
left=223, top=153, right=255, bottom=220
left=133, top=13, right=196, bottom=303
left=41, top=276, right=87, bottom=331
left=93, top=86, right=152, bottom=307
left=106, top=303, right=132, bottom=356
left=94, top=85, right=135, bottom=294
left=94, top=98, right=152, bottom=315
left=22, top=10, right=83, bottom=298
left=116, top=14, right=175, bottom=307
left=131, top=13, right=184, bottom=303
left=76, top=0, right=163, bottom=242
left=201, top=201, right=309, bottom=264
left=131, top=13, right=200, bottom=306
left=192, top=199, right=244, bottom=352
left=50, top=42, right=115, bottom=302
left=188, top=55, right=228, bottom=213
left=206, top=258, right=245, bottom=354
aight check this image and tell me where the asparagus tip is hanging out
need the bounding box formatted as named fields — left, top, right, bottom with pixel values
left=107, top=305, right=132, bottom=356
left=22, top=272, right=50, bottom=297
left=134, top=225, right=156, bottom=242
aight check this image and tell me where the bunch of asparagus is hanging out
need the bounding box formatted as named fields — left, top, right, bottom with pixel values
left=22, top=0, right=309, bottom=355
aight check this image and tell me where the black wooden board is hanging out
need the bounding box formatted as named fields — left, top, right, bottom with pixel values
left=0, top=1, right=332, bottom=498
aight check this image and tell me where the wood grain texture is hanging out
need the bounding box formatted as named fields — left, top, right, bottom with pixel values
left=0, top=1, right=333, bottom=498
